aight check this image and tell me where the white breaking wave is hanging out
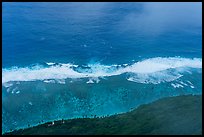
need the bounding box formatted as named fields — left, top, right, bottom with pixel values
left=127, top=72, right=183, bottom=84
left=2, top=57, right=202, bottom=84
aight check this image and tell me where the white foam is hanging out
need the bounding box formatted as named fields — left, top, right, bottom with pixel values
left=127, top=77, right=135, bottom=82
left=29, top=102, right=33, bottom=105
left=2, top=57, right=202, bottom=84
left=61, top=63, right=78, bottom=67
left=46, top=62, right=55, bottom=66
left=187, top=80, right=193, bottom=85
left=11, top=87, right=18, bottom=94
left=55, top=79, right=66, bottom=84
left=6, top=88, right=11, bottom=93
left=190, top=85, right=195, bottom=88
left=179, top=81, right=188, bottom=86
left=43, top=80, right=55, bottom=83
left=186, top=70, right=192, bottom=74
left=86, top=79, right=94, bottom=84
left=94, top=77, right=100, bottom=83
left=2, top=82, right=13, bottom=88
left=127, top=72, right=183, bottom=84
left=121, top=57, right=201, bottom=74
left=87, top=77, right=100, bottom=84
left=171, top=83, right=184, bottom=88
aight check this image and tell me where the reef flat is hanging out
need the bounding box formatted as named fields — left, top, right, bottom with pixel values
left=4, top=94, right=202, bottom=135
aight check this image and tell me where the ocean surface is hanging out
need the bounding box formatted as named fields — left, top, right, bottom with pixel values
left=2, top=2, right=202, bottom=133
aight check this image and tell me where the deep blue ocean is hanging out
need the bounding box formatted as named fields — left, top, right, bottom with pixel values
left=2, top=2, right=202, bottom=133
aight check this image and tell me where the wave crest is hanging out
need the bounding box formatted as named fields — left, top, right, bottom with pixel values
left=2, top=57, right=202, bottom=84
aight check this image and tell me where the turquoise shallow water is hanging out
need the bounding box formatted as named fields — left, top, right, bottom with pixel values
left=2, top=2, right=202, bottom=133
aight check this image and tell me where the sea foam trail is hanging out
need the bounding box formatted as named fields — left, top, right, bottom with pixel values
left=2, top=57, right=202, bottom=84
